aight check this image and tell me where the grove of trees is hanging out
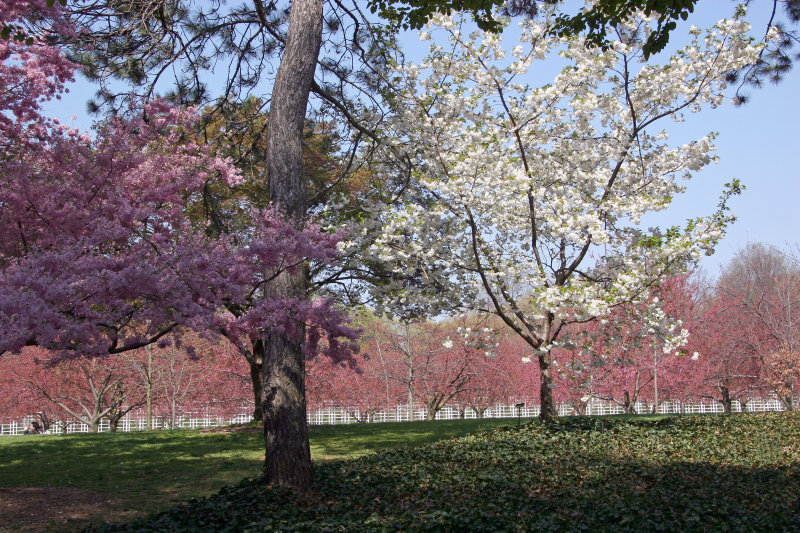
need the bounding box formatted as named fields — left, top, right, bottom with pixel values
left=8, top=242, right=798, bottom=438
left=2, top=0, right=799, bottom=491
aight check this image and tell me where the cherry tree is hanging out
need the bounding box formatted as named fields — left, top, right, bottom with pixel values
left=716, top=243, right=800, bottom=410
left=690, top=295, right=763, bottom=412
left=306, top=314, right=500, bottom=421
left=12, top=347, right=145, bottom=433
left=1, top=0, right=357, bottom=382
left=370, top=10, right=765, bottom=419
left=550, top=275, right=701, bottom=414
left=306, top=352, right=390, bottom=422
left=365, top=319, right=440, bottom=421
left=1, top=98, right=355, bottom=365
left=455, top=334, right=534, bottom=418
left=414, top=316, right=496, bottom=420
left=360, top=317, right=484, bottom=421
left=0, top=353, right=41, bottom=425
left=135, top=334, right=253, bottom=427
left=198, top=338, right=256, bottom=419
left=0, top=99, right=242, bottom=359
left=555, top=316, right=656, bottom=415
left=0, top=0, right=75, bottom=146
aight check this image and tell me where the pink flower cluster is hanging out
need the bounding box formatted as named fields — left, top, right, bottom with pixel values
left=0, top=3, right=357, bottom=363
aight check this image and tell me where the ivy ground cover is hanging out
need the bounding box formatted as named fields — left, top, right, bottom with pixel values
left=91, top=413, right=800, bottom=532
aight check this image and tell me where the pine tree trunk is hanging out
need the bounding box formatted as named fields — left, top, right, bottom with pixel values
left=249, top=339, right=265, bottom=422
left=538, top=350, right=557, bottom=421
left=261, top=0, right=323, bottom=490
left=259, top=306, right=313, bottom=487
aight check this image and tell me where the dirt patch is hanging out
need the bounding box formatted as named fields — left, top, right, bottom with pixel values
left=0, top=486, right=114, bottom=532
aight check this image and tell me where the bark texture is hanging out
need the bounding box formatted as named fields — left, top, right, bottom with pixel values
left=259, top=307, right=313, bottom=487
left=260, top=0, right=324, bottom=489
left=720, top=386, right=732, bottom=413
left=248, top=339, right=264, bottom=422
left=538, top=350, right=556, bottom=421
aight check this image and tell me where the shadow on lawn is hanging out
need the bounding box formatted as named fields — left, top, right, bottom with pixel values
left=90, top=415, right=800, bottom=532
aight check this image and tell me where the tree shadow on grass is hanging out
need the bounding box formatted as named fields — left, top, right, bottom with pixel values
left=90, top=414, right=800, bottom=532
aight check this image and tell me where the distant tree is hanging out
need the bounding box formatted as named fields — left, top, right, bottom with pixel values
left=717, top=243, right=800, bottom=410
left=455, top=341, right=531, bottom=418
left=14, top=348, right=144, bottom=433
left=690, top=295, right=763, bottom=412
left=306, top=351, right=389, bottom=422
left=0, top=354, right=41, bottom=425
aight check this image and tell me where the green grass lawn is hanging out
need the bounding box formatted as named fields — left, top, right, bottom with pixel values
left=3, top=414, right=799, bottom=532
left=0, top=417, right=519, bottom=529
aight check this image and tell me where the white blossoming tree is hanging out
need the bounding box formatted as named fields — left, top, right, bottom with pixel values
left=368, top=9, right=767, bottom=420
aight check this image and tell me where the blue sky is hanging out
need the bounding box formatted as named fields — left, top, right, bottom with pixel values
left=640, top=3, right=800, bottom=277
left=44, top=1, right=799, bottom=279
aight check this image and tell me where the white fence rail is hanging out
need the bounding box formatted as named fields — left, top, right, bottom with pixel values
left=0, top=412, right=254, bottom=436
left=307, top=397, right=788, bottom=425
left=2, top=397, right=789, bottom=436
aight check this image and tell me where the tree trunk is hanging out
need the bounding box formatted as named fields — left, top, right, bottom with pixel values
left=538, top=350, right=556, bottom=421
left=407, top=368, right=415, bottom=422
left=259, top=313, right=313, bottom=487
left=425, top=404, right=437, bottom=421
left=261, top=0, right=323, bottom=490
left=781, top=380, right=795, bottom=411
left=249, top=339, right=265, bottom=422
left=38, top=412, right=52, bottom=432
left=146, top=346, right=153, bottom=430
left=623, top=391, right=633, bottom=414
left=720, top=386, right=732, bottom=413
left=779, top=391, right=794, bottom=412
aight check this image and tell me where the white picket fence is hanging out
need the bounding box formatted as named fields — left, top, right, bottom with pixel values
left=2, top=397, right=789, bottom=436
left=307, top=397, right=788, bottom=425
left=0, top=412, right=254, bottom=436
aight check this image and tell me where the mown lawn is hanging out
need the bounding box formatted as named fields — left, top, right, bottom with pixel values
left=85, top=413, right=800, bottom=532
left=0, top=417, right=519, bottom=530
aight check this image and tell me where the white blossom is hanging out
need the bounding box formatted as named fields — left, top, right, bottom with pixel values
left=364, top=8, right=761, bottom=383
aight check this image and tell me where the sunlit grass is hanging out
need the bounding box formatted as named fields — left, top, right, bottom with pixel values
left=0, top=417, right=525, bottom=527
